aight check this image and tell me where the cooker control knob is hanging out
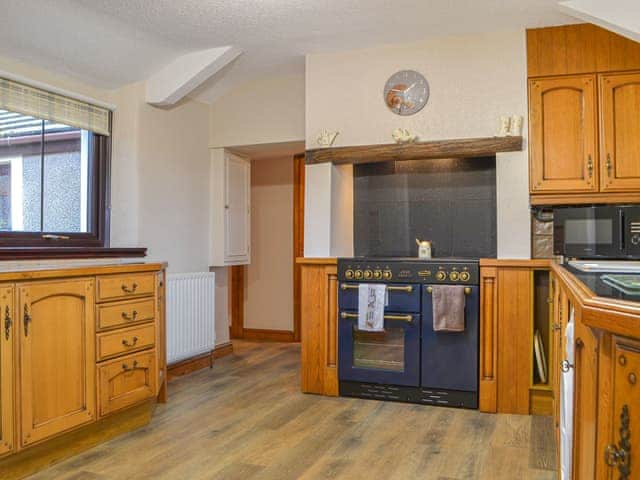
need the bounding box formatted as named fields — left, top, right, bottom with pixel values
left=632, top=234, right=640, bottom=246
left=364, top=269, right=373, bottom=279
left=345, top=269, right=354, bottom=280
left=459, top=271, right=470, bottom=282
left=373, top=270, right=382, bottom=279
left=382, top=270, right=393, bottom=280
left=449, top=271, right=460, bottom=281
left=436, top=271, right=447, bottom=281
left=354, top=270, right=363, bottom=280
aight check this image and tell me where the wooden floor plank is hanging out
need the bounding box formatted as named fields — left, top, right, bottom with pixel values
left=26, top=341, right=556, bottom=480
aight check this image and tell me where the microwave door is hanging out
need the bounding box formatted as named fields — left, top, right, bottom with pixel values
left=555, top=206, right=620, bottom=259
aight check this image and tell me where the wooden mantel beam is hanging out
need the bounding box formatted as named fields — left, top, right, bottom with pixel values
left=305, top=136, right=523, bottom=165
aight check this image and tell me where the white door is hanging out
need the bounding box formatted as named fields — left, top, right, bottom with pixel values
left=224, top=153, right=250, bottom=262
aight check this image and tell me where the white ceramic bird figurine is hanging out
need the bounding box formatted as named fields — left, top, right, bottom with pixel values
left=392, top=128, right=416, bottom=144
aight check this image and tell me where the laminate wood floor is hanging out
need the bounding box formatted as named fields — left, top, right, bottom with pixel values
left=28, top=341, right=556, bottom=480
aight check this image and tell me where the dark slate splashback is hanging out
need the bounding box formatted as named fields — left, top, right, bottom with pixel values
left=353, top=157, right=497, bottom=258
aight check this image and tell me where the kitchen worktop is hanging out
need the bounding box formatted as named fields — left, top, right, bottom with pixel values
left=552, top=262, right=640, bottom=339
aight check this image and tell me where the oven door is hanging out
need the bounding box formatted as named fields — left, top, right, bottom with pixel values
left=421, top=285, right=479, bottom=392
left=553, top=206, right=621, bottom=258
left=338, top=311, right=420, bottom=387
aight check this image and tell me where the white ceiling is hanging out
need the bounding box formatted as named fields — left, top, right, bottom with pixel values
left=0, top=0, right=575, bottom=103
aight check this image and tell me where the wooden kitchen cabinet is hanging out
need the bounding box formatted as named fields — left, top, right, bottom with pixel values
left=571, top=308, right=599, bottom=480
left=18, top=278, right=96, bottom=447
left=599, top=72, right=640, bottom=192
left=596, top=335, right=639, bottom=480
left=0, top=285, right=14, bottom=456
left=529, top=75, right=598, bottom=194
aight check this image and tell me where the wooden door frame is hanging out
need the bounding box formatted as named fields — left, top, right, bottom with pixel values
left=293, top=153, right=305, bottom=342
left=228, top=152, right=305, bottom=342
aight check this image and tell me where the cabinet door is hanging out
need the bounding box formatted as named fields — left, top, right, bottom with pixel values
left=0, top=286, right=14, bottom=456
left=98, top=350, right=156, bottom=417
left=551, top=279, right=564, bottom=469
left=529, top=75, right=598, bottom=193
left=600, top=336, right=639, bottom=480
left=599, top=72, right=640, bottom=192
left=571, top=310, right=599, bottom=480
left=18, top=279, right=96, bottom=447
left=224, top=152, right=250, bottom=263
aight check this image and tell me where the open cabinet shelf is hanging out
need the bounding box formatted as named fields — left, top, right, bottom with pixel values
left=529, top=268, right=554, bottom=415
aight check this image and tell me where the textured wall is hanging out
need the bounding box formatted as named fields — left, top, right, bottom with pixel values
left=305, top=30, right=531, bottom=258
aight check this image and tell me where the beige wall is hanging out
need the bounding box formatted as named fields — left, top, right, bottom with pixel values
left=209, top=72, right=305, bottom=148
left=244, top=156, right=294, bottom=332
left=0, top=55, right=213, bottom=272
left=305, top=30, right=531, bottom=258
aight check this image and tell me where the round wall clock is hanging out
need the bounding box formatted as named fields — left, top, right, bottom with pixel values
left=383, top=70, right=429, bottom=116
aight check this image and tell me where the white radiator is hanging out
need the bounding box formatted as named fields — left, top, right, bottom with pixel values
left=166, top=272, right=216, bottom=364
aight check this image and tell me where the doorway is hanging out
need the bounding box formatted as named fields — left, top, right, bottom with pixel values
left=227, top=142, right=305, bottom=342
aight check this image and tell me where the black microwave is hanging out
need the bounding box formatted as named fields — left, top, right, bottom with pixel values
left=553, top=205, right=640, bottom=259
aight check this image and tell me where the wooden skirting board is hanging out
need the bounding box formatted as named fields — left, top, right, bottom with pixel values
left=242, top=329, right=296, bottom=342
left=167, top=342, right=234, bottom=380
left=0, top=401, right=153, bottom=480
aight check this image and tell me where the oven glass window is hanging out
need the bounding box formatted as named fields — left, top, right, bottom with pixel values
left=352, top=327, right=405, bottom=371
left=564, top=219, right=613, bottom=245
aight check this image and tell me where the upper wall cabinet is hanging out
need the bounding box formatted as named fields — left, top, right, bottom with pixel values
left=600, top=72, right=640, bottom=192
left=527, top=24, right=640, bottom=205
left=210, top=149, right=251, bottom=266
left=529, top=75, right=598, bottom=194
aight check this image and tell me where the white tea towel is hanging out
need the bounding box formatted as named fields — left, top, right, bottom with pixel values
left=358, top=284, right=387, bottom=332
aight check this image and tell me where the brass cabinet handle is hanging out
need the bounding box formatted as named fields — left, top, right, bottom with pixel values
left=426, top=286, right=472, bottom=295
left=340, top=283, right=413, bottom=293
left=606, top=154, right=613, bottom=177
left=122, top=336, right=139, bottom=348
left=604, top=404, right=631, bottom=479
left=23, top=304, right=31, bottom=337
left=121, top=283, right=138, bottom=294
left=4, top=305, right=11, bottom=341
left=122, top=360, right=139, bottom=372
left=121, top=310, right=138, bottom=321
left=587, top=155, right=593, bottom=178
left=552, top=323, right=561, bottom=331
left=340, top=312, right=413, bottom=322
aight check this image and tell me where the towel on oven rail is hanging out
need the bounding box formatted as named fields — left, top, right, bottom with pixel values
left=358, top=284, right=387, bottom=332
left=431, top=285, right=466, bottom=332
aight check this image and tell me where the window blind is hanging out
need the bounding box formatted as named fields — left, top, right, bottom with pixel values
left=0, top=77, right=111, bottom=136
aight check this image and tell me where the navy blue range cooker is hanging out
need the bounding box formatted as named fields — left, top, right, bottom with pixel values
left=337, top=257, right=479, bottom=409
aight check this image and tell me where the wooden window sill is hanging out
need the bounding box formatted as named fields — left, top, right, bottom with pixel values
left=0, top=247, right=147, bottom=260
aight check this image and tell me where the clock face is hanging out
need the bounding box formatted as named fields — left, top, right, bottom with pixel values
left=383, top=70, right=429, bottom=116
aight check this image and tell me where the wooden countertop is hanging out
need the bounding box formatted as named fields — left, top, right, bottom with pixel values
left=0, top=261, right=166, bottom=282
left=552, top=262, right=640, bottom=338
left=296, top=257, right=337, bottom=265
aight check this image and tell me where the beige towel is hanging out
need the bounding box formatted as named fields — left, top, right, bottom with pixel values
left=432, top=285, right=466, bottom=332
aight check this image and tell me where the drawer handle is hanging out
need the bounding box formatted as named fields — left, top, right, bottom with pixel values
left=121, top=283, right=138, bottom=294
left=122, top=336, right=139, bottom=348
left=121, top=310, right=138, bottom=322
left=122, top=360, right=139, bottom=372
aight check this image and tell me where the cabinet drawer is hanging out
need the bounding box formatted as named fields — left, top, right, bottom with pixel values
left=98, top=350, right=157, bottom=417
left=96, top=273, right=155, bottom=302
left=97, top=324, right=155, bottom=361
left=97, top=298, right=155, bottom=331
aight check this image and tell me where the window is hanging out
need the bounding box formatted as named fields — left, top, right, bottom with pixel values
left=0, top=108, right=111, bottom=247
